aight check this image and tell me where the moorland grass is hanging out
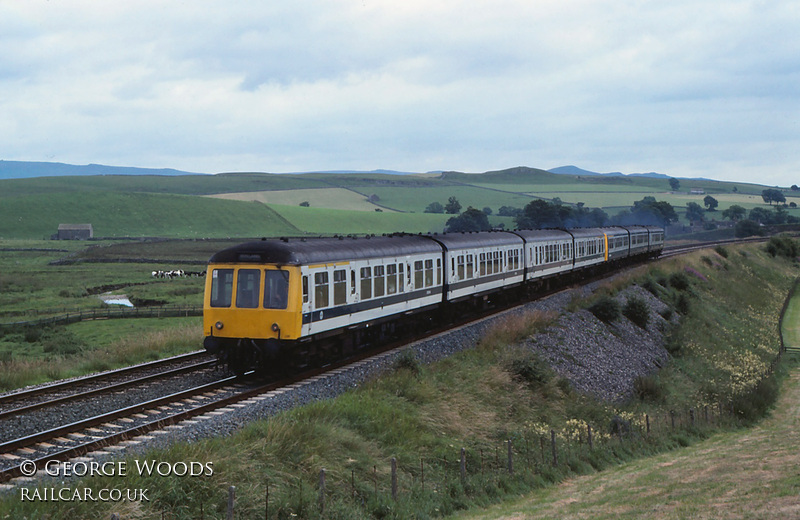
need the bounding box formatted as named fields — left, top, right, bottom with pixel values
left=3, top=242, right=795, bottom=519
left=0, top=318, right=202, bottom=390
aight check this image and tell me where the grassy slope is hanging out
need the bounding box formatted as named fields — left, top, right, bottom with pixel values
left=0, top=191, right=300, bottom=239
left=2, top=243, right=795, bottom=519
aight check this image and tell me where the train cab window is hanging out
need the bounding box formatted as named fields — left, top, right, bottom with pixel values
left=314, top=272, right=329, bottom=309
left=425, top=259, right=434, bottom=287
left=374, top=265, right=385, bottom=297
left=263, top=269, right=290, bottom=309
left=466, top=254, right=474, bottom=278
left=414, top=260, right=424, bottom=289
left=360, top=267, right=372, bottom=299
left=210, top=269, right=234, bottom=308
left=333, top=269, right=347, bottom=305
left=387, top=264, right=398, bottom=294
left=236, top=269, right=261, bottom=309
left=302, top=275, right=309, bottom=304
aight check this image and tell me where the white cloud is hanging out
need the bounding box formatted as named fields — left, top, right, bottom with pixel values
left=0, top=0, right=798, bottom=184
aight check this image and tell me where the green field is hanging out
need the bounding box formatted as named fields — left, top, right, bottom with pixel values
left=2, top=166, right=797, bottom=239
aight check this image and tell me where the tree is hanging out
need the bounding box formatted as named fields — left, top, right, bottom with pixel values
left=299, top=201, right=310, bottom=207
left=703, top=195, right=719, bottom=211
left=482, top=207, right=493, bottom=215
left=424, top=201, right=444, bottom=214
left=735, top=219, right=764, bottom=238
left=516, top=199, right=563, bottom=229
left=749, top=207, right=773, bottom=223
left=722, top=204, right=746, bottom=221
left=445, top=196, right=462, bottom=214
left=685, top=202, right=705, bottom=223
left=669, top=178, right=680, bottom=191
left=445, top=207, right=491, bottom=232
left=498, top=206, right=521, bottom=217
left=618, top=196, right=677, bottom=226
left=792, top=185, right=799, bottom=191
left=762, top=188, right=786, bottom=205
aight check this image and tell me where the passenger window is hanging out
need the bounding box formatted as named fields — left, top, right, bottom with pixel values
left=263, top=269, right=290, bottom=309
left=436, top=258, right=442, bottom=285
left=425, top=259, right=434, bottom=287
left=210, top=269, right=234, bottom=308
left=466, top=255, right=474, bottom=278
left=314, top=272, right=329, bottom=309
left=457, top=255, right=465, bottom=280
left=414, top=260, right=424, bottom=289
left=360, top=267, right=372, bottom=300
left=387, top=264, right=397, bottom=294
left=333, top=269, right=347, bottom=305
left=399, top=264, right=404, bottom=291
left=236, top=269, right=261, bottom=309
left=374, top=265, right=385, bottom=297
left=302, top=275, right=309, bottom=304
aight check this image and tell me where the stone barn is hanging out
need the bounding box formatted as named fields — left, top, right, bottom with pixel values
left=55, top=223, right=93, bottom=240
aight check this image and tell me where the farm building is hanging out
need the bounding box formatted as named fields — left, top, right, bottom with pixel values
left=54, top=223, right=93, bottom=240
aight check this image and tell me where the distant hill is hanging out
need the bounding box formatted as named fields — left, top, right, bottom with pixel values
left=0, top=160, right=197, bottom=180
left=548, top=165, right=669, bottom=179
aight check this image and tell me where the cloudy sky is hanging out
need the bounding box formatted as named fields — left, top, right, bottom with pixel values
left=2, top=1, right=798, bottom=184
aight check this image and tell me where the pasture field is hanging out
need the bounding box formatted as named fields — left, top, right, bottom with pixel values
left=469, top=182, right=664, bottom=194
left=0, top=240, right=209, bottom=318
left=207, top=187, right=395, bottom=212
left=0, top=191, right=300, bottom=239
left=266, top=203, right=454, bottom=235
left=361, top=185, right=537, bottom=214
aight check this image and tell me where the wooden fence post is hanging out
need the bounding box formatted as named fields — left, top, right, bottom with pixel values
left=646, top=414, right=650, bottom=435
left=587, top=424, right=593, bottom=450
left=507, top=439, right=513, bottom=474
left=227, top=485, right=235, bottom=520
left=391, top=457, right=398, bottom=501
left=319, top=468, right=326, bottom=514
left=550, top=430, right=558, bottom=466
left=460, top=448, right=466, bottom=482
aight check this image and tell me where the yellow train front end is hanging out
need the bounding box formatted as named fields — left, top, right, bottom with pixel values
left=203, top=263, right=303, bottom=373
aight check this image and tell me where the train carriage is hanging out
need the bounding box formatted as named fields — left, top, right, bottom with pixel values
left=513, top=229, right=574, bottom=281
left=601, top=227, right=631, bottom=262
left=627, top=225, right=651, bottom=257
left=568, top=228, right=606, bottom=270
left=646, top=226, right=665, bottom=254
left=433, top=232, right=525, bottom=301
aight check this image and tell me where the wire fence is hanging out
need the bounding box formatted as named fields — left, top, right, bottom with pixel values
left=0, top=305, right=202, bottom=332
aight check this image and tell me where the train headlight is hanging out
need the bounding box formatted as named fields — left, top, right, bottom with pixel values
left=215, top=321, right=224, bottom=330
left=271, top=323, right=280, bottom=332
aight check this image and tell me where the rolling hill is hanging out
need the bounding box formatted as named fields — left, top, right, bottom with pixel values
left=0, top=163, right=792, bottom=240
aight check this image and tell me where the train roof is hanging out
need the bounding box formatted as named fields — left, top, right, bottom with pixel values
left=512, top=229, right=574, bottom=240
left=431, top=231, right=523, bottom=250
left=208, top=235, right=442, bottom=265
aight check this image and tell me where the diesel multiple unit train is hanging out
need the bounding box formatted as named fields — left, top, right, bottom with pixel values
left=203, top=226, right=664, bottom=373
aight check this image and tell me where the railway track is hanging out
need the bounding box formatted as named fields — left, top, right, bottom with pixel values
left=0, top=350, right=215, bottom=421
left=0, top=237, right=760, bottom=485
